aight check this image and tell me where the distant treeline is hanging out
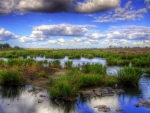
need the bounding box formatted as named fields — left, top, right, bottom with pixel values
left=0, top=43, right=22, bottom=50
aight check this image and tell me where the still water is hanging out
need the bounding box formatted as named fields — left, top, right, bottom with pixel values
left=0, top=57, right=150, bottom=113
left=0, top=76, right=150, bottom=113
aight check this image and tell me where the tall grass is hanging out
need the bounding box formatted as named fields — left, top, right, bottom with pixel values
left=49, top=60, right=61, bottom=68
left=115, top=67, right=143, bottom=86
left=144, top=68, right=150, bottom=74
left=64, top=61, right=73, bottom=69
left=0, top=70, right=26, bottom=85
left=81, top=63, right=107, bottom=75
left=49, top=68, right=117, bottom=99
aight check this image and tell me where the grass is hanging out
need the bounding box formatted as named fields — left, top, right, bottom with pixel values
left=115, top=67, right=143, bottom=86
left=49, top=67, right=117, bottom=99
left=49, top=60, right=62, bottom=69
left=81, top=63, right=107, bottom=75
left=0, top=70, right=26, bottom=85
left=144, top=68, right=150, bottom=74
left=64, top=61, right=73, bottom=69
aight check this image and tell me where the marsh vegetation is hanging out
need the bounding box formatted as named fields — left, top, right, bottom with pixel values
left=0, top=48, right=149, bottom=100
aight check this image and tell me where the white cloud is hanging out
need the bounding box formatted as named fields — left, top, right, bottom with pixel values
left=48, top=40, right=57, bottom=44
left=145, top=0, right=150, bottom=10
left=57, top=38, right=65, bottom=43
left=86, top=33, right=106, bottom=39
left=0, top=0, right=20, bottom=14
left=94, top=1, right=147, bottom=22
left=18, top=24, right=95, bottom=42
left=33, top=24, right=94, bottom=36
left=0, top=28, right=19, bottom=41
left=75, top=0, right=120, bottom=13
left=106, top=26, right=150, bottom=40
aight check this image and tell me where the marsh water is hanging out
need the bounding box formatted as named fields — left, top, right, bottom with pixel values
left=0, top=57, right=150, bottom=113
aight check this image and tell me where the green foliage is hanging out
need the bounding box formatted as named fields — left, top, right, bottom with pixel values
left=116, top=67, right=143, bottom=86
left=81, top=63, right=107, bottom=75
left=64, top=61, right=73, bottom=69
left=49, top=67, right=116, bottom=99
left=37, top=70, right=48, bottom=78
left=0, top=70, right=26, bottom=85
left=0, top=59, right=5, bottom=67
left=49, top=60, right=61, bottom=68
left=144, top=68, right=150, bottom=74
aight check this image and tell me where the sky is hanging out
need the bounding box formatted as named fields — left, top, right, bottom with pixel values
left=0, top=0, right=150, bottom=48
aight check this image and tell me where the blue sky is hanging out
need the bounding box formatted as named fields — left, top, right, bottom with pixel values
left=0, top=0, right=150, bottom=48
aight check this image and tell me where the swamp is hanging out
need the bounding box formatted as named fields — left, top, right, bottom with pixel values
left=0, top=48, right=150, bottom=113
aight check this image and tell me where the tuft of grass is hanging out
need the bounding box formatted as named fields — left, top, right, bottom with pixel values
left=64, top=61, right=73, bottom=69
left=81, top=63, right=107, bottom=75
left=49, top=67, right=116, bottom=99
left=50, top=79, right=77, bottom=99
left=49, top=60, right=61, bottom=69
left=0, top=70, right=26, bottom=85
left=115, top=67, right=143, bottom=86
left=37, top=70, right=48, bottom=78
left=144, top=68, right=150, bottom=75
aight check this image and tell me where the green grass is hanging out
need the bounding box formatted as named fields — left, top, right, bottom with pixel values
left=64, top=61, right=73, bottom=69
left=0, top=70, right=26, bottom=85
left=115, top=67, right=143, bottom=86
left=144, top=68, right=150, bottom=74
left=81, top=63, right=107, bottom=75
left=49, top=67, right=117, bottom=99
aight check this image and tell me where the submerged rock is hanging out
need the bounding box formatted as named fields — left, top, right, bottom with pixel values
left=136, top=100, right=150, bottom=108
left=80, top=90, right=96, bottom=97
left=38, top=99, right=43, bottom=103
left=40, top=94, right=46, bottom=97
left=116, top=108, right=123, bottom=112
left=80, top=87, right=124, bottom=98
left=94, top=105, right=110, bottom=112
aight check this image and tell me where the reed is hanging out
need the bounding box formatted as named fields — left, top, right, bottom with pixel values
left=64, top=61, right=73, bottom=69
left=0, top=70, right=26, bottom=85
left=115, top=67, right=143, bottom=86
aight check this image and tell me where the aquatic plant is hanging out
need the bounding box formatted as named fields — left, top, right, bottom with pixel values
left=64, top=61, right=73, bottom=69
left=0, top=70, right=26, bottom=85
left=116, top=67, right=143, bottom=86
left=49, top=68, right=116, bottom=99
left=49, top=60, right=61, bottom=68
left=81, top=63, right=107, bottom=75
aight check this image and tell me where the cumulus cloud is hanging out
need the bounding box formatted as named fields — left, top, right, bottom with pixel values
left=145, top=0, right=150, bottom=10
left=0, top=28, right=19, bottom=41
left=94, top=1, right=147, bottom=22
left=0, top=0, right=119, bottom=14
left=33, top=24, right=94, bottom=36
left=17, top=0, right=74, bottom=13
left=75, top=0, right=120, bottom=13
left=0, top=0, right=19, bottom=14
left=18, top=24, right=94, bottom=42
left=86, top=33, right=106, bottom=39
left=106, top=26, right=150, bottom=40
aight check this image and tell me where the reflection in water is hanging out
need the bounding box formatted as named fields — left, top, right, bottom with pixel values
left=0, top=85, right=25, bottom=100
left=0, top=73, right=150, bottom=112
left=49, top=99, right=77, bottom=113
